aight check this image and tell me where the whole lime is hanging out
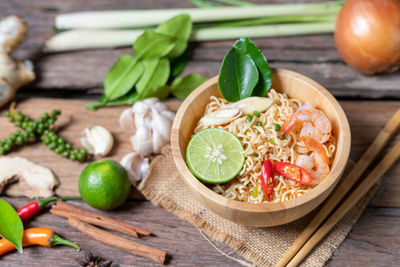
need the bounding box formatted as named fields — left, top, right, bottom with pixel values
left=79, top=159, right=131, bottom=210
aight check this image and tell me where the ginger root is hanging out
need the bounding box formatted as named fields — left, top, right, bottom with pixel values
left=0, top=156, right=58, bottom=198
left=0, top=16, right=35, bottom=107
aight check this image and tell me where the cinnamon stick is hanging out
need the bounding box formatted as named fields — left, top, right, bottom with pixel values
left=68, top=216, right=166, bottom=264
left=54, top=200, right=151, bottom=236
left=50, top=207, right=139, bottom=238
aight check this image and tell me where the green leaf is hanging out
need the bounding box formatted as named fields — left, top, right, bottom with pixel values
left=104, top=55, right=143, bottom=101
left=157, top=14, right=192, bottom=40
left=134, top=30, right=177, bottom=59
left=234, top=37, right=272, bottom=97
left=138, top=85, right=171, bottom=101
left=105, top=92, right=140, bottom=106
left=0, top=198, right=24, bottom=253
left=218, top=44, right=259, bottom=102
left=170, top=74, right=208, bottom=99
left=136, top=58, right=170, bottom=94
left=170, top=48, right=191, bottom=77
left=85, top=94, right=107, bottom=110
left=156, top=14, right=192, bottom=58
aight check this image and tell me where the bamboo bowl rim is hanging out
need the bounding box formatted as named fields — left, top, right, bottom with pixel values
left=171, top=68, right=351, bottom=214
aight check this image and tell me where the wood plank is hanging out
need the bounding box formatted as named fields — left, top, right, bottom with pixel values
left=328, top=207, right=400, bottom=266
left=2, top=197, right=400, bottom=267
left=1, top=0, right=399, bottom=98
left=1, top=197, right=242, bottom=267
left=340, top=101, right=400, bottom=208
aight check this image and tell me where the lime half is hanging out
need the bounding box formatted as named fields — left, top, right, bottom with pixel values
left=186, top=128, right=245, bottom=184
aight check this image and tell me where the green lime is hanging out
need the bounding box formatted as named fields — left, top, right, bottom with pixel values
left=79, top=159, right=131, bottom=210
left=186, top=128, right=245, bottom=184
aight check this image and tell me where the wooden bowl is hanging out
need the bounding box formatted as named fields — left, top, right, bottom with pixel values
left=171, top=68, right=351, bottom=227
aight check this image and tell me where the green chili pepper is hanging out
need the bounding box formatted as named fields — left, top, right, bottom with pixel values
left=253, top=111, right=261, bottom=117
left=275, top=124, right=281, bottom=132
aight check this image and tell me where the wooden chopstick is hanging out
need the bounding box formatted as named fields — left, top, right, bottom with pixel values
left=287, top=140, right=400, bottom=266
left=276, top=108, right=400, bottom=267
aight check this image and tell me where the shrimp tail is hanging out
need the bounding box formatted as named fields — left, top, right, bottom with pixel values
left=279, top=114, right=298, bottom=136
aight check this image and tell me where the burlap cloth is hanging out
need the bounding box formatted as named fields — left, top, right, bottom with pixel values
left=138, top=146, right=378, bottom=267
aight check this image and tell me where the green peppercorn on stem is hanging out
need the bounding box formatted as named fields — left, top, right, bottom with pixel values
left=1, top=107, right=88, bottom=161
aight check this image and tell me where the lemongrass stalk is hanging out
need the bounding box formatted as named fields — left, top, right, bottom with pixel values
left=209, top=14, right=336, bottom=28
left=43, top=30, right=142, bottom=52
left=213, top=0, right=255, bottom=6
left=44, top=22, right=335, bottom=52
left=191, top=22, right=335, bottom=41
left=188, top=0, right=217, bottom=8
left=55, top=1, right=341, bottom=29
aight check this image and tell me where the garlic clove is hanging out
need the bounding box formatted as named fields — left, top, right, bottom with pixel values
left=200, top=107, right=242, bottom=127
left=151, top=107, right=172, bottom=141
left=161, top=109, right=175, bottom=121
left=132, top=100, right=151, bottom=115
left=81, top=125, right=113, bottom=156
left=120, top=152, right=149, bottom=186
left=143, top=97, right=159, bottom=106
left=227, top=97, right=274, bottom=115
left=153, top=100, right=169, bottom=112
left=131, top=127, right=153, bottom=156
left=119, top=108, right=136, bottom=134
left=80, top=136, right=94, bottom=154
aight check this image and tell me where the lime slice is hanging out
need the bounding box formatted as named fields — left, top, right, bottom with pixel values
left=186, top=128, right=245, bottom=184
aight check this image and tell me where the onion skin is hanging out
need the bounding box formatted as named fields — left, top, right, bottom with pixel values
left=334, top=0, right=400, bottom=74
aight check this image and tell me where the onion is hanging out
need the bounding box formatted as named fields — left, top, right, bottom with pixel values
left=334, top=0, right=400, bottom=74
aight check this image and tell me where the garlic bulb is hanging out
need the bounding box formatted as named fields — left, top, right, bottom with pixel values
left=119, top=98, right=174, bottom=156
left=80, top=125, right=114, bottom=156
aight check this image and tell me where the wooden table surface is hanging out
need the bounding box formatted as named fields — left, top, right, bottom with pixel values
left=1, top=0, right=400, bottom=266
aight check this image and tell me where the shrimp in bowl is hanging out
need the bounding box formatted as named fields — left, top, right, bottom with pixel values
left=279, top=102, right=334, bottom=185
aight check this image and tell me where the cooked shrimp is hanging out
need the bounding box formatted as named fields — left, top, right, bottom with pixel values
left=300, top=136, right=330, bottom=184
left=295, top=154, right=324, bottom=185
left=279, top=105, right=331, bottom=144
left=295, top=155, right=314, bottom=171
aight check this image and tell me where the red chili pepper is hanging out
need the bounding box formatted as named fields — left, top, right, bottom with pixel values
left=17, top=197, right=81, bottom=222
left=261, top=160, right=274, bottom=202
left=272, top=162, right=312, bottom=185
